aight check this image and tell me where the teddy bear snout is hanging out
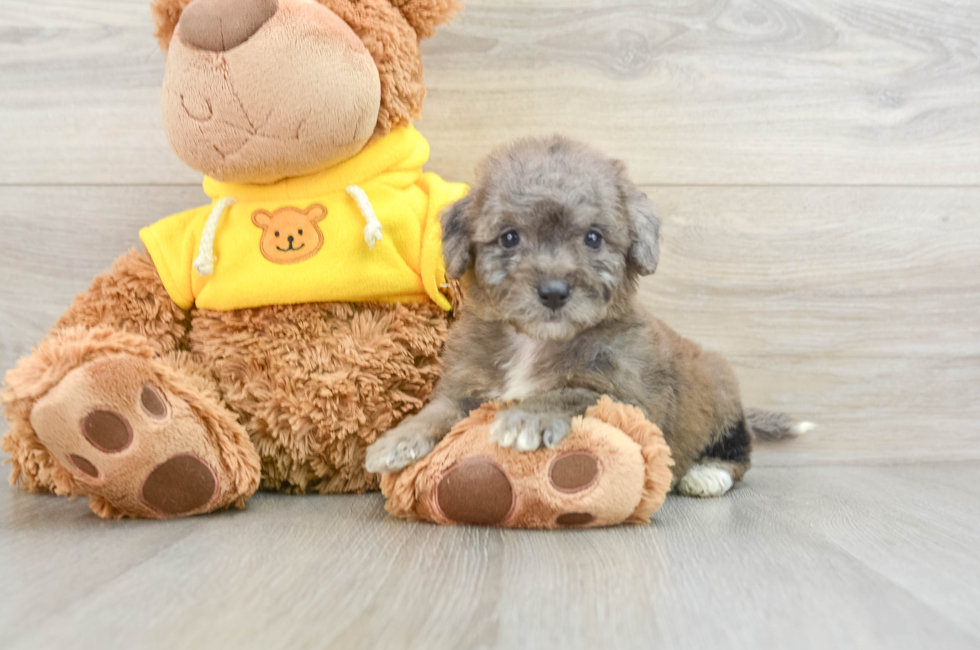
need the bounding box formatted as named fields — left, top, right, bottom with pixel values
left=178, top=0, right=278, bottom=52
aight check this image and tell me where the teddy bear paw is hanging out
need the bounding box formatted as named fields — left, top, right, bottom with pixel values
left=29, top=355, right=241, bottom=518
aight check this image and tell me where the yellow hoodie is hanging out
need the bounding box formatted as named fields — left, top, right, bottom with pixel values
left=139, top=126, right=467, bottom=312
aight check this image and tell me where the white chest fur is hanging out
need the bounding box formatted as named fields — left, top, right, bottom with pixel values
left=498, top=332, right=544, bottom=402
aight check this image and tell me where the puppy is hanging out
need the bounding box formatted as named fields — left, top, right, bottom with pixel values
left=366, top=136, right=807, bottom=497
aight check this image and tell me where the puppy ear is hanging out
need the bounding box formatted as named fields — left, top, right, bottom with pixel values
left=441, top=193, right=474, bottom=280
left=252, top=209, right=273, bottom=229
left=150, top=0, right=196, bottom=52
left=389, top=0, right=463, bottom=39
left=614, top=161, right=660, bottom=276
left=626, top=189, right=661, bottom=275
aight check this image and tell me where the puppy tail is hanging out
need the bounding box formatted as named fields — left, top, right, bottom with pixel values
left=745, top=408, right=815, bottom=440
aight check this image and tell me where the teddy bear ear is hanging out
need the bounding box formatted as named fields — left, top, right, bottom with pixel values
left=305, top=205, right=327, bottom=222
left=150, top=0, right=196, bottom=51
left=389, top=0, right=463, bottom=39
left=252, top=209, right=273, bottom=228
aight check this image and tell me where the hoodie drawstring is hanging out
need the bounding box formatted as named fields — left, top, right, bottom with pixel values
left=193, top=197, right=237, bottom=276
left=346, top=185, right=383, bottom=250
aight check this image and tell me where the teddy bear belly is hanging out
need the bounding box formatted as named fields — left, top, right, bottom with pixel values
left=187, top=300, right=450, bottom=494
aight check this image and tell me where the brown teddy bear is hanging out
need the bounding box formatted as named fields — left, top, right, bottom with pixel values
left=1, top=0, right=466, bottom=519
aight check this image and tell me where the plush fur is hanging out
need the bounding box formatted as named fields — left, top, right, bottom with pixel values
left=190, top=293, right=453, bottom=494
left=2, top=0, right=463, bottom=518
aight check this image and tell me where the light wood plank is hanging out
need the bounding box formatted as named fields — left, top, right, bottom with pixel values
left=638, top=184, right=980, bottom=463
left=2, top=184, right=977, bottom=462
left=0, top=491, right=199, bottom=648
left=2, top=0, right=980, bottom=185
left=2, top=466, right=979, bottom=650
left=749, top=464, right=980, bottom=638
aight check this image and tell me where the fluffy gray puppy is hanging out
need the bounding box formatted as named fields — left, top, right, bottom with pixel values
left=366, top=136, right=809, bottom=497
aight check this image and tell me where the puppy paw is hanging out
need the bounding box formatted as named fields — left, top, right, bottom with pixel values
left=490, top=410, right=571, bottom=451
left=676, top=464, right=734, bottom=498
left=365, top=430, right=435, bottom=474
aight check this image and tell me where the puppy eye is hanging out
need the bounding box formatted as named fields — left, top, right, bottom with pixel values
left=584, top=230, right=603, bottom=249
left=298, top=229, right=303, bottom=235
left=274, top=231, right=280, bottom=237
left=500, top=230, right=521, bottom=249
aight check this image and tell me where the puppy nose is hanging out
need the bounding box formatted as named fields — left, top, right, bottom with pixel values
left=178, top=0, right=278, bottom=52
left=537, top=281, right=571, bottom=310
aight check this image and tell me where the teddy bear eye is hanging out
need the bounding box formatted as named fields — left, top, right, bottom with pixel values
left=275, top=231, right=279, bottom=237
left=298, top=229, right=303, bottom=235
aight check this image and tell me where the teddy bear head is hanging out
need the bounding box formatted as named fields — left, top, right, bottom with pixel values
left=151, top=0, right=461, bottom=184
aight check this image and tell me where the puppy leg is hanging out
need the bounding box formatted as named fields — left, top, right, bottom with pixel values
left=365, top=395, right=463, bottom=473
left=676, top=416, right=751, bottom=498
left=491, top=388, right=601, bottom=451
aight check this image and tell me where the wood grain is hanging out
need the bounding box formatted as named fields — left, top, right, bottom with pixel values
left=2, top=0, right=980, bottom=185
left=639, top=185, right=980, bottom=463
left=2, top=184, right=977, bottom=463
left=2, top=466, right=979, bottom=650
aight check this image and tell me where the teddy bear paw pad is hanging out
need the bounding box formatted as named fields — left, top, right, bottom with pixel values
left=141, top=454, right=217, bottom=516
left=68, top=454, right=101, bottom=478
left=556, top=512, right=596, bottom=527
left=81, top=410, right=134, bottom=452
left=436, top=457, right=515, bottom=526
left=548, top=451, right=600, bottom=493
left=29, top=354, right=228, bottom=518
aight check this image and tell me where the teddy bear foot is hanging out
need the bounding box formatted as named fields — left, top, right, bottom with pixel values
left=380, top=398, right=676, bottom=529
left=28, top=354, right=259, bottom=519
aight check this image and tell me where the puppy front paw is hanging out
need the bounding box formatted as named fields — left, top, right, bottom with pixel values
left=489, top=410, right=571, bottom=451
left=365, top=430, right=436, bottom=474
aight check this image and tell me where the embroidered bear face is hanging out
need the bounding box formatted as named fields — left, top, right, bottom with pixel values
left=252, top=205, right=327, bottom=264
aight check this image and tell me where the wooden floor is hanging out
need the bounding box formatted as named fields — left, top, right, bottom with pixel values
left=1, top=465, right=978, bottom=650
left=2, top=0, right=979, bottom=647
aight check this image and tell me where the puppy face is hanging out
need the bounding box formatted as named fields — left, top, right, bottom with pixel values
left=443, top=137, right=661, bottom=340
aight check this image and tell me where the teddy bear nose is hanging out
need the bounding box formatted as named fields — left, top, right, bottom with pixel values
left=288, top=235, right=294, bottom=243
left=178, top=0, right=278, bottom=52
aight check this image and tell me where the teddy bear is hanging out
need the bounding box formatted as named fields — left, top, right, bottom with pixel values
left=1, top=0, right=466, bottom=519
